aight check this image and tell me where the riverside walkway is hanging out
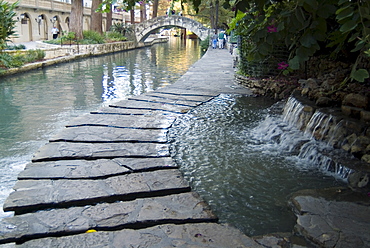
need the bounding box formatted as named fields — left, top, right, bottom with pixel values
left=0, top=48, right=262, bottom=247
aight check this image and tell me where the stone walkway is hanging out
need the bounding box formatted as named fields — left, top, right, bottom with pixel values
left=0, top=48, right=266, bottom=247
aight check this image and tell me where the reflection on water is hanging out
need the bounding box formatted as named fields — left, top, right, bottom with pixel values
left=0, top=38, right=201, bottom=218
left=170, top=94, right=345, bottom=236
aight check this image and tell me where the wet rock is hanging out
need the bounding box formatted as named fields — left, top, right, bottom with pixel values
left=361, top=110, right=370, bottom=122
left=290, top=189, right=370, bottom=248
left=348, top=171, right=370, bottom=191
left=315, top=96, right=332, bottom=107
left=343, top=93, right=369, bottom=109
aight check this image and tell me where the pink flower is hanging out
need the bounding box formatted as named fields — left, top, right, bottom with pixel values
left=138, top=1, right=143, bottom=4
left=278, top=62, right=289, bottom=70
left=267, top=25, right=277, bottom=33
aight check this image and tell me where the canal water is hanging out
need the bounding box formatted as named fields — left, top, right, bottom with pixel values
left=169, top=94, right=345, bottom=236
left=0, top=37, right=202, bottom=219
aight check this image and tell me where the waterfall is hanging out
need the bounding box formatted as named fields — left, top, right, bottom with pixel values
left=252, top=96, right=354, bottom=180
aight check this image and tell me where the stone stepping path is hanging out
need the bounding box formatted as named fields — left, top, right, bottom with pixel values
left=15, top=223, right=262, bottom=248
left=1, top=192, right=217, bottom=244
left=4, top=169, right=190, bottom=214
left=31, top=142, right=170, bottom=162
left=18, top=157, right=178, bottom=180
left=50, top=126, right=168, bottom=143
left=0, top=49, right=257, bottom=246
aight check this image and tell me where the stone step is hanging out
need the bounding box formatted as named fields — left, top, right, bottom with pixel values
left=146, top=91, right=213, bottom=102
left=109, top=100, right=192, bottom=114
left=32, top=142, right=169, bottom=162
left=49, top=126, right=168, bottom=143
left=4, top=169, right=189, bottom=214
left=65, top=114, right=176, bottom=129
left=91, top=106, right=182, bottom=115
left=16, top=223, right=263, bottom=248
left=0, top=193, right=218, bottom=245
left=154, top=90, right=216, bottom=98
left=18, top=157, right=178, bottom=180
left=127, top=94, right=203, bottom=107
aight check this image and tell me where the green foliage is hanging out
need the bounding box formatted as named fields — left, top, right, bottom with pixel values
left=0, top=49, right=45, bottom=71
left=81, top=30, right=105, bottom=44
left=199, top=35, right=209, bottom=51
left=105, top=31, right=127, bottom=41
left=229, top=0, right=370, bottom=82
left=0, top=52, right=22, bottom=68
left=5, top=44, right=26, bottom=50
left=0, top=0, right=18, bottom=51
left=19, top=49, right=45, bottom=63
left=110, top=22, right=133, bottom=37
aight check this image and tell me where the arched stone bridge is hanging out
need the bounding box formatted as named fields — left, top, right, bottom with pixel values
left=133, top=16, right=211, bottom=43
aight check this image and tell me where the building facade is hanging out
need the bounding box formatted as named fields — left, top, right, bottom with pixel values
left=7, top=0, right=132, bottom=43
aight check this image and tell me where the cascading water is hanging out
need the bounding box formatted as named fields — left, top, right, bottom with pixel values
left=253, top=96, right=354, bottom=181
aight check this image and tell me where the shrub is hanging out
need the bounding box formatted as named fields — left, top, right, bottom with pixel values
left=0, top=52, right=23, bottom=68
left=105, top=31, right=127, bottom=42
left=20, top=49, right=45, bottom=63
left=5, top=44, right=26, bottom=50
left=199, top=35, right=209, bottom=52
left=81, top=30, right=105, bottom=44
left=0, top=0, right=18, bottom=51
left=229, top=0, right=370, bottom=82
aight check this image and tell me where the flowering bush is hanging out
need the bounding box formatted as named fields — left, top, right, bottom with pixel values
left=229, top=0, right=369, bottom=82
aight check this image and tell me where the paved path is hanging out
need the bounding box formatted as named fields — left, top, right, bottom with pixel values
left=0, top=48, right=263, bottom=247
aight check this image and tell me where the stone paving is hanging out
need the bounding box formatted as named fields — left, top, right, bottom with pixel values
left=0, top=48, right=265, bottom=247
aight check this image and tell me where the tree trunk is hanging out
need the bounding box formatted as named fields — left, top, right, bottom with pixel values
left=130, top=9, right=135, bottom=24
left=152, top=0, right=159, bottom=18
left=106, top=5, right=112, bottom=31
left=215, top=0, right=219, bottom=30
left=140, top=0, right=147, bottom=22
left=209, top=1, right=215, bottom=30
left=91, top=0, right=102, bottom=34
left=70, top=0, right=83, bottom=39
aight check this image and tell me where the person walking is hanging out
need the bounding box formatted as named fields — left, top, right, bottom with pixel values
left=212, top=32, right=218, bottom=49
left=218, top=31, right=225, bottom=49
left=51, top=26, right=59, bottom=39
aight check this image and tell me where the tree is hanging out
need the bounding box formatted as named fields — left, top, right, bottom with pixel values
left=91, top=0, right=103, bottom=34
left=70, top=0, right=84, bottom=40
left=106, top=5, right=113, bottom=31
left=152, top=0, right=159, bottom=18
left=0, top=0, right=17, bottom=51
left=140, top=0, right=147, bottom=22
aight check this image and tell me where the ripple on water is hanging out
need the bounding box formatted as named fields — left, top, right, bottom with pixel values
left=170, top=94, right=345, bottom=236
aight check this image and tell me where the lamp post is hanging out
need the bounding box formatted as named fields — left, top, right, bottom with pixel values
left=35, top=15, right=42, bottom=35
left=50, top=16, right=57, bottom=24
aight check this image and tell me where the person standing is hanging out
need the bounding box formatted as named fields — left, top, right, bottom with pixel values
left=51, top=26, right=59, bottom=39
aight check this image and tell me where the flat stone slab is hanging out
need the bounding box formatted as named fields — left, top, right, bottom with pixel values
left=16, top=223, right=263, bottom=248
left=127, top=94, right=204, bottom=107
left=4, top=169, right=189, bottom=214
left=146, top=92, right=214, bottom=102
left=32, top=142, right=169, bottom=162
left=90, top=107, right=181, bottom=116
left=49, top=126, right=168, bottom=143
left=109, top=100, right=192, bottom=114
left=291, top=194, right=370, bottom=248
left=66, top=114, right=176, bottom=129
left=0, top=193, right=218, bottom=244
left=18, top=157, right=178, bottom=180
